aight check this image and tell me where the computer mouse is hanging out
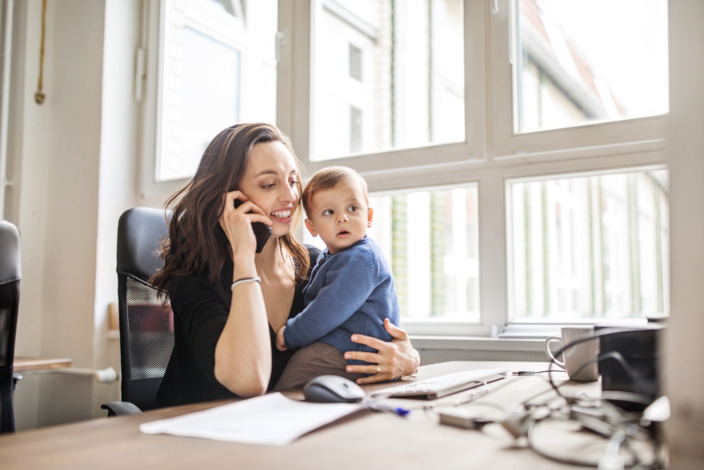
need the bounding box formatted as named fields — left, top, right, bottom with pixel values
left=303, top=375, right=365, bottom=403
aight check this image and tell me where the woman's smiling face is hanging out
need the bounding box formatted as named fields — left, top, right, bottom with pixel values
left=238, top=141, right=301, bottom=238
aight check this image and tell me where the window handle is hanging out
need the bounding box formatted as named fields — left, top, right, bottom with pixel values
left=275, top=31, right=286, bottom=63
left=134, top=48, right=146, bottom=102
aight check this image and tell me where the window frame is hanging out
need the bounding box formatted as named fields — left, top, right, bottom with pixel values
left=140, top=0, right=668, bottom=337
left=489, top=0, right=667, bottom=157
left=277, top=0, right=668, bottom=337
left=138, top=0, right=266, bottom=205
left=277, top=0, right=488, bottom=178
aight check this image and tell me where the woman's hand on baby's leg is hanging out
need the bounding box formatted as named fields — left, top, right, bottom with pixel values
left=344, top=319, right=420, bottom=384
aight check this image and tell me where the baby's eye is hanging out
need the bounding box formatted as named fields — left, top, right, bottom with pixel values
left=322, top=209, right=334, bottom=216
left=347, top=205, right=359, bottom=213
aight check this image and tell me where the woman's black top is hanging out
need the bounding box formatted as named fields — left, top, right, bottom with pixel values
left=156, top=246, right=320, bottom=407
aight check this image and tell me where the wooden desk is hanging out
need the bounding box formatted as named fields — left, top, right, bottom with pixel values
left=0, top=361, right=657, bottom=469
left=14, top=357, right=72, bottom=373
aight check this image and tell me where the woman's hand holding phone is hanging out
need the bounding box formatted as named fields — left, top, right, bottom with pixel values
left=233, top=197, right=272, bottom=253
left=220, top=191, right=273, bottom=255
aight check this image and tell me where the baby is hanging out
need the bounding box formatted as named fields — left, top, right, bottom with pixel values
left=274, top=166, right=400, bottom=389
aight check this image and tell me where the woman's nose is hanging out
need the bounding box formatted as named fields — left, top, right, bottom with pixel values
left=281, top=182, right=298, bottom=203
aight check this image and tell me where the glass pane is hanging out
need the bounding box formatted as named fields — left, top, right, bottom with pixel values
left=508, top=169, right=669, bottom=321
left=302, top=185, right=480, bottom=322
left=157, top=0, right=277, bottom=181
left=312, top=0, right=465, bottom=160
left=159, top=27, right=240, bottom=180
left=514, top=0, right=668, bottom=133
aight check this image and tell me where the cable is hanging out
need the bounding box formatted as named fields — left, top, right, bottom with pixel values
left=527, top=410, right=663, bottom=469
left=429, top=367, right=665, bottom=468
left=526, top=328, right=666, bottom=468
left=528, top=418, right=603, bottom=467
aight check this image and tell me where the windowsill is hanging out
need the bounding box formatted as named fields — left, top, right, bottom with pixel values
left=108, top=322, right=657, bottom=353
left=108, top=330, right=545, bottom=352
left=410, top=317, right=658, bottom=356
left=410, top=317, right=666, bottom=362
left=411, top=335, right=545, bottom=353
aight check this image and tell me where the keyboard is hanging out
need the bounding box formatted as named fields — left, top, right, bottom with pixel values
left=371, top=367, right=509, bottom=399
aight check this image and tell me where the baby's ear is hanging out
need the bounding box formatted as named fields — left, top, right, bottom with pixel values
left=367, top=207, right=374, bottom=228
left=304, top=218, right=318, bottom=237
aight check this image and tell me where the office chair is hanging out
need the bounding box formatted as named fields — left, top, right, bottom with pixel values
left=0, top=220, right=21, bottom=433
left=101, top=207, right=174, bottom=416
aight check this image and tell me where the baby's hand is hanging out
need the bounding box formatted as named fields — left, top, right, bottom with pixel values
left=276, top=326, right=287, bottom=351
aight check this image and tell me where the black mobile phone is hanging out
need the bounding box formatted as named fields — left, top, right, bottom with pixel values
left=234, top=199, right=272, bottom=253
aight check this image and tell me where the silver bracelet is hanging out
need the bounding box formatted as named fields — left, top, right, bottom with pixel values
left=230, top=276, right=261, bottom=291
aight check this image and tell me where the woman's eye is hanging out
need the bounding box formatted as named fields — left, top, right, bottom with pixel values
left=289, top=179, right=298, bottom=187
left=261, top=183, right=274, bottom=190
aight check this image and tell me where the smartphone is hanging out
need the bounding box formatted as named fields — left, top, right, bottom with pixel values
left=234, top=199, right=272, bottom=253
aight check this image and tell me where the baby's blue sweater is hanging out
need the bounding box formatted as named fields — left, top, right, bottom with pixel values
left=283, top=237, right=400, bottom=361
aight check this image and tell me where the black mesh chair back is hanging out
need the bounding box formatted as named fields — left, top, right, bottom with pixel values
left=116, top=207, right=173, bottom=412
left=0, top=221, right=21, bottom=434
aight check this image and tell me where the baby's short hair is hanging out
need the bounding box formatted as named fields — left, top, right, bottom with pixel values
left=302, top=166, right=368, bottom=217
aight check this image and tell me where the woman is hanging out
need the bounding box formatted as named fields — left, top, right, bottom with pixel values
left=151, top=123, right=420, bottom=407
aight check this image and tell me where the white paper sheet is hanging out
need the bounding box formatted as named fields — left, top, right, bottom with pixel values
left=139, top=393, right=364, bottom=446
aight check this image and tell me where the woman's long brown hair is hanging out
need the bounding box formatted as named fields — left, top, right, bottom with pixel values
left=151, top=123, right=311, bottom=296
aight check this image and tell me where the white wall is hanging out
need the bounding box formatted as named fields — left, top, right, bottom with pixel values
left=34, top=0, right=105, bottom=426
left=8, top=0, right=138, bottom=429
left=664, top=1, right=704, bottom=467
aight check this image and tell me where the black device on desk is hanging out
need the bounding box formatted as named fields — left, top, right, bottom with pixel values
left=234, top=199, right=272, bottom=253
left=596, top=323, right=664, bottom=411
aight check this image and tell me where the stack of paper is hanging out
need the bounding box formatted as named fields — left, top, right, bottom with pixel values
left=140, top=393, right=363, bottom=446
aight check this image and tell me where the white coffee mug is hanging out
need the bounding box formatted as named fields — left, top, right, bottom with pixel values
left=544, top=326, right=599, bottom=382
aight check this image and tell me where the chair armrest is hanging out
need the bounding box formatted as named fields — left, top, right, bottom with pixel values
left=12, top=372, right=22, bottom=391
left=101, top=401, right=143, bottom=417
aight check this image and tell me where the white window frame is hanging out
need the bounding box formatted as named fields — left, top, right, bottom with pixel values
left=277, top=0, right=667, bottom=338
left=139, top=0, right=668, bottom=338
left=138, top=0, right=256, bottom=205
left=277, top=0, right=488, bottom=178
left=140, top=0, right=181, bottom=204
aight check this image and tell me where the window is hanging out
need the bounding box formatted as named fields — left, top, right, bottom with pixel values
left=514, top=0, right=668, bottom=133
left=140, top=0, right=279, bottom=197
left=348, top=43, right=362, bottom=82
left=281, top=0, right=668, bottom=335
left=160, top=25, right=241, bottom=180
left=144, top=0, right=669, bottom=336
left=310, top=0, right=466, bottom=162
left=368, top=187, right=480, bottom=325
left=508, top=169, right=669, bottom=322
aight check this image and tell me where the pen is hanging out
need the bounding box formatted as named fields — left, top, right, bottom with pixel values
left=364, top=399, right=411, bottom=417
left=512, top=370, right=551, bottom=376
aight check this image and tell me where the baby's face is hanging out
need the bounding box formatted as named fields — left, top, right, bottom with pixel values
left=304, top=179, right=372, bottom=254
